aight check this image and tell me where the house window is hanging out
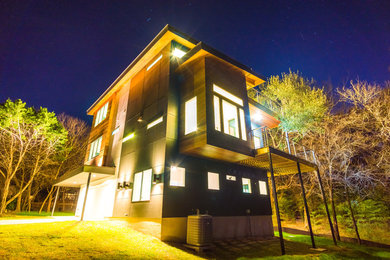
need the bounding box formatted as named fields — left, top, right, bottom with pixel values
left=94, top=102, right=108, bottom=126
left=170, top=166, right=185, bottom=187
left=88, top=136, right=102, bottom=160
left=147, top=116, right=163, bottom=129
left=132, top=169, right=152, bottom=202
left=242, top=178, right=252, bottom=193
left=208, top=172, right=220, bottom=190
left=259, top=180, right=268, bottom=195
left=213, top=84, right=246, bottom=140
left=185, top=97, right=197, bottom=135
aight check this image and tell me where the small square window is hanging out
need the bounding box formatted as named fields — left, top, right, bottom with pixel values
left=208, top=172, right=220, bottom=190
left=226, top=175, right=236, bottom=181
left=170, top=166, right=185, bottom=187
left=242, top=178, right=252, bottom=193
left=259, top=180, right=268, bottom=195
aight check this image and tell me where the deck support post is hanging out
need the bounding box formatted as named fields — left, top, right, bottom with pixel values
left=268, top=152, right=285, bottom=255
left=316, top=168, right=337, bottom=245
left=285, top=131, right=291, bottom=154
left=51, top=186, right=60, bottom=217
left=80, top=172, right=92, bottom=221
left=297, top=162, right=316, bottom=248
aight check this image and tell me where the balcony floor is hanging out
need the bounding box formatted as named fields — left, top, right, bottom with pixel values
left=239, top=146, right=317, bottom=176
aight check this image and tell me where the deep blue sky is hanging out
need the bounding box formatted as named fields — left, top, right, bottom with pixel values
left=1, top=0, right=389, bottom=123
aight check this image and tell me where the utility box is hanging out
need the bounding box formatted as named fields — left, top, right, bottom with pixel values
left=186, top=214, right=213, bottom=246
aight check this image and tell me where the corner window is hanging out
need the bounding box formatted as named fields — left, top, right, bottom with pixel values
left=88, top=136, right=102, bottom=160
left=170, top=166, right=185, bottom=187
left=213, top=84, right=247, bottom=140
left=259, top=180, right=268, bottom=195
left=132, top=169, right=152, bottom=202
left=242, top=178, right=252, bottom=193
left=94, top=102, right=109, bottom=126
left=208, top=172, right=220, bottom=190
left=185, top=97, right=197, bottom=135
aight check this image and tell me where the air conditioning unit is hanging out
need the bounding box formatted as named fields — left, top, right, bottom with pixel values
left=186, top=214, right=213, bottom=246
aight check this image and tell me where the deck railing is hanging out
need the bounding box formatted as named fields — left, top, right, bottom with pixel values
left=251, top=126, right=317, bottom=164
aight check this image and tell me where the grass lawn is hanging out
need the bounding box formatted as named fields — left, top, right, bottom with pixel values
left=0, top=220, right=389, bottom=259
left=0, top=211, right=75, bottom=219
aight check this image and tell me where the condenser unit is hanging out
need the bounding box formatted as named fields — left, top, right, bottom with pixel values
left=186, top=214, right=213, bottom=246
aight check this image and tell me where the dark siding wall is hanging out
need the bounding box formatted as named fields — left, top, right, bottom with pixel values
left=162, top=155, right=272, bottom=218
left=205, top=57, right=254, bottom=156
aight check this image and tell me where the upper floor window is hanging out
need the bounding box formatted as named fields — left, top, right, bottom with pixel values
left=132, top=169, right=152, bottom=202
left=88, top=136, right=102, bottom=160
left=185, top=97, right=197, bottom=135
left=94, top=102, right=108, bottom=127
left=147, top=54, right=163, bottom=71
left=147, top=116, right=163, bottom=129
left=213, top=85, right=246, bottom=140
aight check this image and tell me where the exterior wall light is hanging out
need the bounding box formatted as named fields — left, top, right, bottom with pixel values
left=172, top=48, right=186, bottom=58
left=153, top=174, right=162, bottom=184
left=123, top=181, right=132, bottom=189
left=117, top=182, right=124, bottom=189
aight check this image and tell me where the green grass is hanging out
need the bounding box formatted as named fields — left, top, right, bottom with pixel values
left=15, top=211, right=75, bottom=217
left=0, top=220, right=389, bottom=259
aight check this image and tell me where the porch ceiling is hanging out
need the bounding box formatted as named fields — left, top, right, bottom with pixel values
left=54, top=165, right=115, bottom=187
left=239, top=146, right=317, bottom=175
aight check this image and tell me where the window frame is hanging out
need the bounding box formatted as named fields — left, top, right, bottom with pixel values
left=242, top=178, right=252, bottom=194
left=207, top=172, right=220, bottom=190
left=185, top=97, right=197, bottom=135
left=258, top=180, right=268, bottom=195
left=88, top=136, right=102, bottom=160
left=94, top=102, right=109, bottom=127
left=213, top=85, right=247, bottom=140
left=132, top=169, right=153, bottom=202
left=170, top=166, right=185, bottom=187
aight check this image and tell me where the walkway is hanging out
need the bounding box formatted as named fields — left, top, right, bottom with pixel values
left=0, top=216, right=78, bottom=225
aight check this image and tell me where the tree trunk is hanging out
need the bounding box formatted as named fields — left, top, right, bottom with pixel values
left=27, top=183, right=32, bottom=212
left=329, top=184, right=341, bottom=241
left=0, top=177, right=12, bottom=215
left=346, top=188, right=361, bottom=244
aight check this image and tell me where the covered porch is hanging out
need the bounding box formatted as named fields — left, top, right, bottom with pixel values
left=239, top=146, right=337, bottom=255
left=53, top=165, right=116, bottom=220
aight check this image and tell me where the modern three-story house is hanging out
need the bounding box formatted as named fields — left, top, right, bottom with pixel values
left=55, top=25, right=321, bottom=244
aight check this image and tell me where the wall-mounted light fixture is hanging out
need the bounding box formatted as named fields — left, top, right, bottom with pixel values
left=153, top=174, right=163, bottom=184
left=123, top=181, right=132, bottom=189
left=117, top=182, right=124, bottom=189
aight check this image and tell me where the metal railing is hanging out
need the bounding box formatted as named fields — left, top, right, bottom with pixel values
left=251, top=126, right=317, bottom=164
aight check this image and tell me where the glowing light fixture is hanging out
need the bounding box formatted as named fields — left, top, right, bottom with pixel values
left=253, top=113, right=263, bottom=121
left=213, top=84, right=243, bottom=106
left=172, top=48, right=186, bottom=58
left=147, top=116, right=163, bottom=129
left=146, top=54, right=163, bottom=71
left=122, top=132, right=135, bottom=143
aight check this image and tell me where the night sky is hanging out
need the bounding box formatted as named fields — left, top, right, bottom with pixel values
left=1, top=0, right=389, bottom=123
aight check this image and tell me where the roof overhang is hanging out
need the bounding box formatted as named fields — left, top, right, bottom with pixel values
left=178, top=42, right=266, bottom=87
left=54, top=165, right=116, bottom=187
left=87, top=25, right=197, bottom=115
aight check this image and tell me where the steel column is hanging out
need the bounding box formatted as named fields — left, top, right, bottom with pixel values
left=80, top=172, right=92, bottom=221
left=51, top=186, right=60, bottom=217
left=268, top=152, right=285, bottom=255
left=297, top=162, right=316, bottom=248
left=316, top=168, right=337, bottom=245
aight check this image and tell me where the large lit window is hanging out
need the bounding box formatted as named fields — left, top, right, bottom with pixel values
left=208, top=172, right=220, bottom=190
left=170, top=166, right=185, bottom=187
left=88, top=136, right=102, bottom=160
left=185, top=97, right=197, bottom=135
left=242, top=178, right=252, bottom=193
left=222, top=100, right=239, bottom=138
left=213, top=84, right=247, bottom=140
left=254, top=136, right=261, bottom=149
left=132, top=169, right=152, bottom=202
left=94, top=102, right=108, bottom=126
left=259, top=180, right=268, bottom=195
